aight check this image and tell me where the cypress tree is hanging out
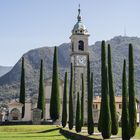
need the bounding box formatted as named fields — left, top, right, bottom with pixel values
left=37, top=59, right=45, bottom=119
left=75, top=92, right=81, bottom=133
left=50, top=46, right=60, bottom=121
left=19, top=57, right=25, bottom=118
left=128, top=43, right=137, bottom=137
left=81, top=73, right=84, bottom=127
left=122, top=59, right=130, bottom=140
left=101, top=66, right=111, bottom=139
left=98, top=40, right=106, bottom=132
left=62, top=71, right=68, bottom=128
left=69, top=63, right=74, bottom=130
left=87, top=56, right=94, bottom=135
left=108, top=44, right=118, bottom=135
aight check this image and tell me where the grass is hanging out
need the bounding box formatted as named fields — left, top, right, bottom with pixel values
left=0, top=125, right=69, bottom=140
left=0, top=125, right=140, bottom=140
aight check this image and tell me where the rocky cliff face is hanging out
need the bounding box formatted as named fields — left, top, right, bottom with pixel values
left=0, top=36, right=140, bottom=101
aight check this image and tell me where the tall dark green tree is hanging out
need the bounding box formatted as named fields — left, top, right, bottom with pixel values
left=122, top=59, right=130, bottom=140
left=37, top=59, right=45, bottom=119
left=75, top=92, right=81, bottom=133
left=108, top=44, right=118, bottom=135
left=62, top=71, right=68, bottom=128
left=128, top=43, right=137, bottom=137
left=69, top=63, right=74, bottom=130
left=101, top=66, right=111, bottom=139
left=87, top=56, right=94, bottom=135
left=81, top=73, right=84, bottom=127
left=50, top=46, right=60, bottom=121
left=98, top=40, right=107, bottom=132
left=19, top=57, right=25, bottom=118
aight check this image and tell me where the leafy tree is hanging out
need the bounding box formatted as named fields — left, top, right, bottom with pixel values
left=87, top=56, right=94, bottom=135
left=128, top=43, right=137, bottom=137
left=19, top=57, right=25, bottom=118
left=62, top=71, right=68, bottom=127
left=101, top=66, right=111, bottom=139
left=98, top=41, right=106, bottom=132
left=122, top=59, right=130, bottom=140
left=75, top=92, right=81, bottom=133
left=50, top=46, right=60, bottom=121
left=69, top=63, right=74, bottom=130
left=81, top=73, right=84, bottom=127
left=108, top=44, right=118, bottom=135
left=37, top=59, right=45, bottom=119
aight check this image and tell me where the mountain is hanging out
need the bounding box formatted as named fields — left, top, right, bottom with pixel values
left=0, top=66, right=12, bottom=77
left=0, top=36, right=140, bottom=102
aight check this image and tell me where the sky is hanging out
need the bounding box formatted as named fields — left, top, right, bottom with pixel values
left=0, top=0, right=140, bottom=66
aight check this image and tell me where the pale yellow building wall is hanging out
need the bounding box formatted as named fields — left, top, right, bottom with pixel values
left=93, top=96, right=140, bottom=124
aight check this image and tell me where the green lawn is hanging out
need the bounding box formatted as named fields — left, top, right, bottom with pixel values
left=0, top=125, right=140, bottom=140
left=0, top=125, right=69, bottom=140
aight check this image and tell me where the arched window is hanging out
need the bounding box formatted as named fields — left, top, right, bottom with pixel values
left=78, top=40, right=84, bottom=51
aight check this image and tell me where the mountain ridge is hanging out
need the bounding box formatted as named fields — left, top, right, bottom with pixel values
left=0, top=36, right=140, bottom=102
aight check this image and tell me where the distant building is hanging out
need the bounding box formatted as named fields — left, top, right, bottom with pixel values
left=93, top=96, right=140, bottom=125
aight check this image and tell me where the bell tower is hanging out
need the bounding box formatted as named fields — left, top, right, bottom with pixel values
left=70, top=5, right=90, bottom=121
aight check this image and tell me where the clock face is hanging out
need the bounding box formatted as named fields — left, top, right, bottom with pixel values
left=76, top=55, right=87, bottom=66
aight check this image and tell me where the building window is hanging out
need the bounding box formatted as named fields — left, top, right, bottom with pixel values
left=119, top=104, right=122, bottom=109
left=93, top=104, right=98, bottom=109
left=96, top=104, right=98, bottom=109
left=78, top=40, right=84, bottom=51
left=72, top=42, right=74, bottom=52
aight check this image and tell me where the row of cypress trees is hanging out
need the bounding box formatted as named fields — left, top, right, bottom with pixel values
left=19, top=57, right=46, bottom=119
left=98, top=41, right=113, bottom=139
left=19, top=46, right=61, bottom=121
left=122, top=44, right=137, bottom=140
left=98, top=41, right=137, bottom=139
left=62, top=55, right=94, bottom=134
left=98, top=41, right=117, bottom=139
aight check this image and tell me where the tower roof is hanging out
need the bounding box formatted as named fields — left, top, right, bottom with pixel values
left=72, top=5, right=89, bottom=35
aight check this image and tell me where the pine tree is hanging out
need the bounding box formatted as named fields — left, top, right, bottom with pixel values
left=128, top=44, right=137, bottom=137
left=81, top=73, right=84, bottom=127
left=108, top=44, right=118, bottom=135
left=69, top=63, right=74, bottom=130
left=122, top=59, right=130, bottom=140
left=50, top=46, right=60, bottom=121
left=87, top=56, right=94, bottom=135
left=98, top=40, right=106, bottom=132
left=75, top=92, right=81, bottom=133
left=62, top=71, right=68, bottom=128
left=101, top=66, right=111, bottom=139
left=37, top=59, right=45, bottom=119
left=19, top=57, right=25, bottom=118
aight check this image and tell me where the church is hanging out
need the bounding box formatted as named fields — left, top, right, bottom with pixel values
left=0, top=6, right=90, bottom=123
